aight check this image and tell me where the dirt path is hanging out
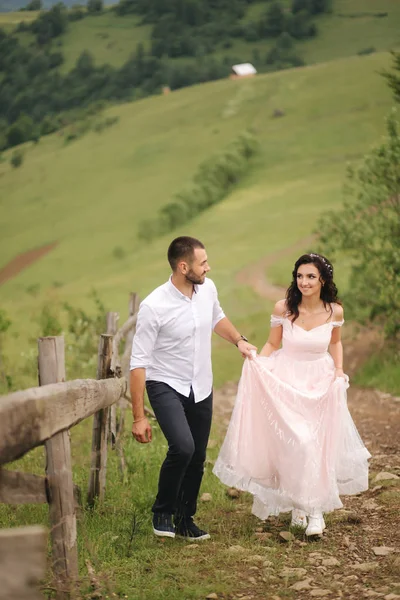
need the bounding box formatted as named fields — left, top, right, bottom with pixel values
left=213, top=241, right=400, bottom=600
left=236, top=235, right=316, bottom=302
left=0, top=242, right=57, bottom=286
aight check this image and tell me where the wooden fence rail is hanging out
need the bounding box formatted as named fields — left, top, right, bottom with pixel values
left=0, top=376, right=127, bottom=466
left=0, top=292, right=143, bottom=599
left=0, top=526, right=47, bottom=600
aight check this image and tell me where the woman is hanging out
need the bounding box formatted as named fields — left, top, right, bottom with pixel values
left=213, top=253, right=370, bottom=536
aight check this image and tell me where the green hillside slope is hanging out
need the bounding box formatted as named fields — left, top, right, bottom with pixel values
left=1, top=0, right=399, bottom=71
left=0, top=52, right=395, bottom=390
left=49, top=0, right=400, bottom=72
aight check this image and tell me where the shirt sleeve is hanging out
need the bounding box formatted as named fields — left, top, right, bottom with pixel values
left=211, top=281, right=226, bottom=329
left=130, top=303, right=159, bottom=370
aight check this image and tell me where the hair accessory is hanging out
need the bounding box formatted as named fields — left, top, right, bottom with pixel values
left=309, top=253, right=333, bottom=275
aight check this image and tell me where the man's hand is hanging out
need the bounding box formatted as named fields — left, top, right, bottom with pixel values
left=132, top=417, right=152, bottom=444
left=237, top=339, right=257, bottom=359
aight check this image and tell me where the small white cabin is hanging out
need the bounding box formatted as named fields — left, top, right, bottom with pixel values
left=230, top=63, right=257, bottom=79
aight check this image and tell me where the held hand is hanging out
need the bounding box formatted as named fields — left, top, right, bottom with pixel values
left=132, top=417, right=152, bottom=444
left=237, top=339, right=257, bottom=359
left=335, top=368, right=346, bottom=379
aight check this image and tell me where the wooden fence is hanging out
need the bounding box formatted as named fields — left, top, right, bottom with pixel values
left=0, top=293, right=145, bottom=600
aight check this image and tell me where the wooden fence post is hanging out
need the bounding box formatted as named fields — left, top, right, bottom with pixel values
left=0, top=526, right=47, bottom=600
left=87, top=334, right=113, bottom=507
left=38, top=336, right=78, bottom=597
left=106, top=312, right=119, bottom=447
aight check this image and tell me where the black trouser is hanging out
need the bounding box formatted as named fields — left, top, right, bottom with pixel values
left=146, top=380, right=213, bottom=520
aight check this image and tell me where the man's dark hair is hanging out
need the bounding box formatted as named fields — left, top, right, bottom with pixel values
left=167, top=236, right=205, bottom=271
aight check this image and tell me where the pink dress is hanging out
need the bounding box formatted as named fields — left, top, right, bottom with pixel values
left=213, top=315, right=371, bottom=519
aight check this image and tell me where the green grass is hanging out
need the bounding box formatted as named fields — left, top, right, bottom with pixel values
left=0, top=51, right=398, bottom=393
left=0, top=414, right=286, bottom=599
left=354, top=349, right=400, bottom=396
left=59, top=11, right=152, bottom=72
left=0, top=8, right=38, bottom=32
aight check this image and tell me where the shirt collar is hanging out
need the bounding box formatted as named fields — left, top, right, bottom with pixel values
left=167, top=276, right=198, bottom=300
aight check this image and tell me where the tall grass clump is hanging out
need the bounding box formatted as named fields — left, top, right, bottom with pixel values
left=138, top=130, right=259, bottom=242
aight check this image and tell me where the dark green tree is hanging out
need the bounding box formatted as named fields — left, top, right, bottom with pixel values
left=265, top=1, right=286, bottom=36
left=25, top=0, right=43, bottom=10
left=382, top=51, right=400, bottom=104
left=87, top=0, right=103, bottom=14
left=7, top=114, right=34, bottom=147
left=317, top=111, right=400, bottom=340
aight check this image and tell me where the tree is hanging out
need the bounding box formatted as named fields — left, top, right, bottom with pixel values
left=382, top=51, right=400, bottom=104
left=31, top=3, right=68, bottom=44
left=7, top=114, right=34, bottom=147
left=316, top=110, right=400, bottom=340
left=265, top=1, right=286, bottom=36
left=87, top=0, right=103, bottom=14
left=309, top=0, right=331, bottom=14
left=25, top=0, right=43, bottom=10
left=291, top=0, right=311, bottom=13
left=11, top=149, right=24, bottom=168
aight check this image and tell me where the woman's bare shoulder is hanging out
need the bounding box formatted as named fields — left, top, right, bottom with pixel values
left=273, top=299, right=287, bottom=316
left=332, top=303, right=344, bottom=321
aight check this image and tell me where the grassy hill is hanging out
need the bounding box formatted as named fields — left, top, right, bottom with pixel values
left=1, top=0, right=400, bottom=71
left=0, top=50, right=396, bottom=392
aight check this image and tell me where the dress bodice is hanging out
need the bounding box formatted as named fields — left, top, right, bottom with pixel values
left=270, top=315, right=344, bottom=361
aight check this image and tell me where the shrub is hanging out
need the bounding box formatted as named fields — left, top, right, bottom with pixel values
left=87, top=0, right=103, bottom=14
left=113, top=246, right=126, bottom=259
left=7, top=114, right=34, bottom=147
left=138, top=131, right=259, bottom=242
left=10, top=150, right=24, bottom=168
left=357, top=47, right=376, bottom=56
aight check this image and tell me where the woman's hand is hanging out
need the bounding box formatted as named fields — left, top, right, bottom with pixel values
left=335, top=367, right=345, bottom=379
left=237, top=339, right=257, bottom=359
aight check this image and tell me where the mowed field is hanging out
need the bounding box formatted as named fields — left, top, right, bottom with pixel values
left=0, top=51, right=395, bottom=388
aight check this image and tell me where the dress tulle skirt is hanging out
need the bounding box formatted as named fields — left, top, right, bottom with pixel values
left=213, top=351, right=371, bottom=520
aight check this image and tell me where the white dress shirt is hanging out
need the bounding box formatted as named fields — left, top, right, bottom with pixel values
left=130, top=277, right=225, bottom=402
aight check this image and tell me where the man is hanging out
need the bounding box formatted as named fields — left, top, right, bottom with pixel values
left=130, top=236, right=256, bottom=541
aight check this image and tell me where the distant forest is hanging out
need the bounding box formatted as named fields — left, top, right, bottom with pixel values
left=0, top=0, right=331, bottom=151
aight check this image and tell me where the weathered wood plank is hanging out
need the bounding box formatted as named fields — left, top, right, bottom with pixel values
left=106, top=312, right=119, bottom=447
left=0, top=469, right=47, bottom=504
left=110, top=313, right=138, bottom=375
left=0, top=526, right=47, bottom=600
left=0, top=469, right=82, bottom=506
left=39, top=337, right=78, bottom=594
left=87, top=334, right=113, bottom=507
left=0, top=377, right=127, bottom=466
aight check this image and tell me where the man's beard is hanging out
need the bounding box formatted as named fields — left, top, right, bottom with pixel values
left=185, top=269, right=206, bottom=285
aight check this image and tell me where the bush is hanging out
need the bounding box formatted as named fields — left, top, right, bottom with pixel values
left=138, top=131, right=259, bottom=242
left=68, top=6, right=86, bottom=21
left=357, top=47, right=376, bottom=56
left=25, top=0, right=42, bottom=10
left=10, top=150, right=24, bottom=168
left=87, top=0, right=103, bottom=14
left=7, top=114, right=34, bottom=147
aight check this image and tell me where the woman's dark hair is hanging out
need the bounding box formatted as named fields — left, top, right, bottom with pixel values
left=167, top=236, right=205, bottom=271
left=285, top=253, right=341, bottom=323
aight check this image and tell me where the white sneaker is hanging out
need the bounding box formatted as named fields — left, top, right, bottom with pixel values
left=305, top=514, right=325, bottom=537
left=291, top=509, right=308, bottom=529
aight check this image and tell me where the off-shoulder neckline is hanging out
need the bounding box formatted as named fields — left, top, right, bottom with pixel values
left=271, top=315, right=344, bottom=332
